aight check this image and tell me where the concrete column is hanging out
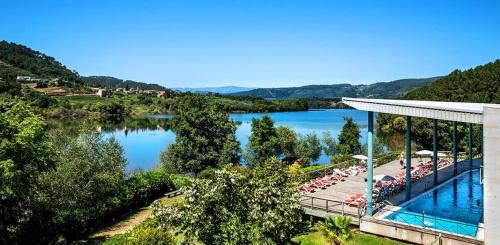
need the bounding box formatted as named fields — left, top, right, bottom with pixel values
left=367, top=111, right=374, bottom=216
left=469, top=123, right=473, bottom=167
left=433, top=119, right=438, bottom=185
left=453, top=121, right=458, bottom=175
left=481, top=125, right=484, bottom=183
left=405, top=116, right=412, bottom=200
left=483, top=107, right=500, bottom=243
left=481, top=125, right=484, bottom=162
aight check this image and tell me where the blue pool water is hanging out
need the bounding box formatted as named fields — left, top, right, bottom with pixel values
left=385, top=170, right=483, bottom=237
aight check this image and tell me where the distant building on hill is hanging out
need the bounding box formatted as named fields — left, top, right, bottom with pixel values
left=16, top=76, right=41, bottom=82
left=96, top=88, right=108, bottom=97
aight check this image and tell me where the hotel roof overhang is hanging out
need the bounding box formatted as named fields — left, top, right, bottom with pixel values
left=342, top=98, right=500, bottom=124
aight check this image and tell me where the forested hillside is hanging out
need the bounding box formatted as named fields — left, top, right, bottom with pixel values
left=230, top=77, right=440, bottom=99
left=377, top=60, right=500, bottom=155
left=0, top=41, right=81, bottom=82
left=405, top=60, right=500, bottom=103
left=81, top=76, right=167, bottom=91
left=0, top=41, right=336, bottom=119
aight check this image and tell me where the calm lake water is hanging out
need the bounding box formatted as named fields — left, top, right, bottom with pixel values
left=102, top=109, right=369, bottom=172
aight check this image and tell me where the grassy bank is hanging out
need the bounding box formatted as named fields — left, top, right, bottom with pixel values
left=292, top=230, right=409, bottom=245
left=92, top=194, right=184, bottom=241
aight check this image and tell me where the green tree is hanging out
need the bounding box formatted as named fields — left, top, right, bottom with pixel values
left=322, top=131, right=338, bottom=158
left=37, top=132, right=127, bottom=240
left=361, top=136, right=386, bottom=155
left=316, top=216, right=352, bottom=245
left=0, top=102, right=54, bottom=244
left=154, top=158, right=305, bottom=244
left=337, top=117, right=361, bottom=155
left=276, top=126, right=299, bottom=163
left=160, top=95, right=240, bottom=174
left=0, top=75, right=21, bottom=96
left=295, top=133, right=322, bottom=166
left=245, top=115, right=281, bottom=168
left=249, top=157, right=305, bottom=243
left=154, top=167, right=253, bottom=244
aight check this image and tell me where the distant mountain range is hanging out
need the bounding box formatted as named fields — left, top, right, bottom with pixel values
left=229, top=77, right=441, bottom=99
left=81, top=76, right=167, bottom=91
left=0, top=40, right=445, bottom=100
left=174, top=86, right=256, bottom=94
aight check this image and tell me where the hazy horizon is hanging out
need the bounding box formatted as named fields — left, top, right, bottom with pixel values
left=2, top=0, right=499, bottom=87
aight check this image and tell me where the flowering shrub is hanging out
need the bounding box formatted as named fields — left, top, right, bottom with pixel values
left=153, top=158, right=305, bottom=244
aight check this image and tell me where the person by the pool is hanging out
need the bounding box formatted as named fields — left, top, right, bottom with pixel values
left=399, top=152, right=405, bottom=169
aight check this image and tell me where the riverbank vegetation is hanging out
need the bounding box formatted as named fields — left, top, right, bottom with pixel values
left=1, top=89, right=400, bottom=244
left=0, top=101, right=189, bottom=244
left=160, top=95, right=241, bottom=174
left=96, top=96, right=384, bottom=244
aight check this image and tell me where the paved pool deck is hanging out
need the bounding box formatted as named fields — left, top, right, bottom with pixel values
left=300, top=157, right=482, bottom=216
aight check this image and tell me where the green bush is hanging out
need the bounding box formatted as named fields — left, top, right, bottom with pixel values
left=374, top=151, right=400, bottom=167
left=104, top=219, right=175, bottom=245
left=299, top=164, right=334, bottom=174
left=36, top=80, right=48, bottom=88
left=169, top=174, right=192, bottom=189
left=198, top=166, right=216, bottom=179
left=125, top=171, right=174, bottom=207
left=331, top=154, right=356, bottom=166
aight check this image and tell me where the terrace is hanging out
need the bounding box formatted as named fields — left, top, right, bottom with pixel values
left=299, top=98, right=500, bottom=245
left=300, top=156, right=480, bottom=224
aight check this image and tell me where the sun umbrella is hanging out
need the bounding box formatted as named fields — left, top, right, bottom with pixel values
left=352, top=155, right=368, bottom=160
left=416, top=150, right=433, bottom=155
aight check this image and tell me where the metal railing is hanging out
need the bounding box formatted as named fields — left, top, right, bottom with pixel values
left=297, top=160, right=355, bottom=180
left=300, top=195, right=365, bottom=222
left=381, top=206, right=479, bottom=238
left=373, top=200, right=393, bottom=213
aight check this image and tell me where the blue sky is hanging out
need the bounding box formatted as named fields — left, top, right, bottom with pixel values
left=1, top=0, right=499, bottom=88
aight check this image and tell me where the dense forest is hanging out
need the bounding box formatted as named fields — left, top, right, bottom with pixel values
left=405, top=60, right=500, bottom=103
left=81, top=76, right=168, bottom=91
left=377, top=60, right=500, bottom=154
left=230, top=77, right=440, bottom=99
left=0, top=41, right=81, bottom=82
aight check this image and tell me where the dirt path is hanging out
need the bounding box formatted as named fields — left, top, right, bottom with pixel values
left=89, top=194, right=183, bottom=240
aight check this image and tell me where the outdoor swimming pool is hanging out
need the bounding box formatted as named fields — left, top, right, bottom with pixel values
left=384, top=169, right=483, bottom=237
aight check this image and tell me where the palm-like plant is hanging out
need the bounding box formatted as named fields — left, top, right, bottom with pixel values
left=316, top=215, right=352, bottom=245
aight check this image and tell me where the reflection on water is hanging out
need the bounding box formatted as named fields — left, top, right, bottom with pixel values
left=50, top=109, right=401, bottom=172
